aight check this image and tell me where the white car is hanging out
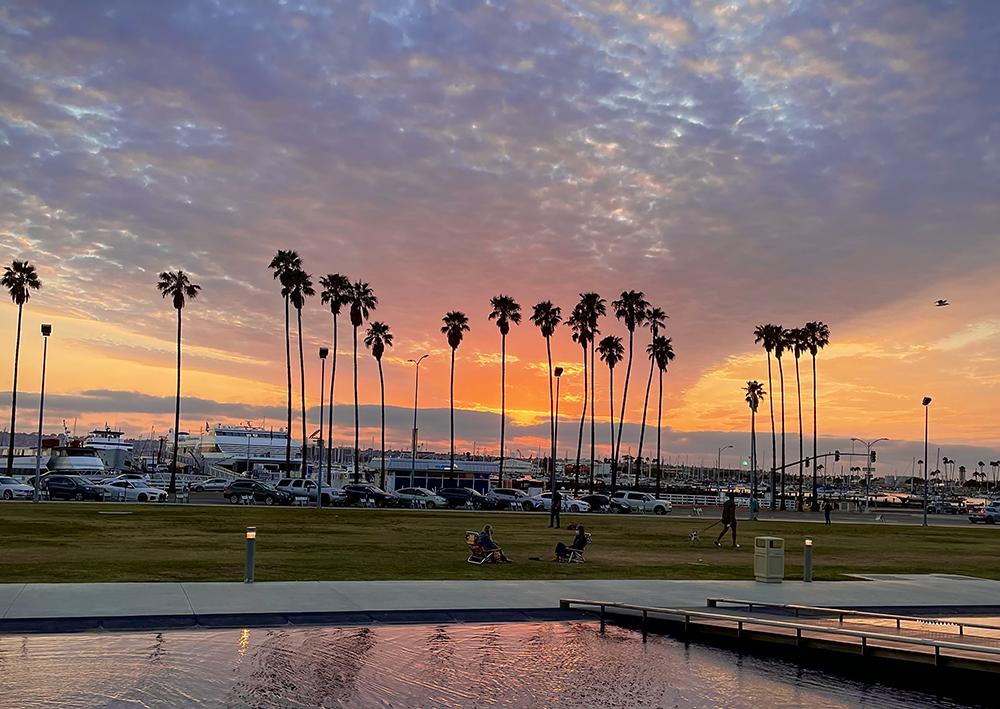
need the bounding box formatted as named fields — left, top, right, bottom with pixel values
left=395, top=487, right=449, bottom=508
left=103, top=480, right=168, bottom=502
left=524, top=491, right=591, bottom=513
left=610, top=490, right=672, bottom=515
left=0, top=476, right=34, bottom=500
left=101, top=473, right=151, bottom=486
left=190, top=478, right=230, bottom=492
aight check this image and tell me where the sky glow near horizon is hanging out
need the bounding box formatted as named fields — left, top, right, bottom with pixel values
left=1, top=0, right=999, bottom=472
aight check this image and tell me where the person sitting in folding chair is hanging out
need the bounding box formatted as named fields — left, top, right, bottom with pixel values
left=553, top=525, right=590, bottom=562
left=468, top=525, right=511, bottom=564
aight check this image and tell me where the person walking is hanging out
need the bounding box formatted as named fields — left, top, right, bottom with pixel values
left=715, top=492, right=739, bottom=548
left=749, top=495, right=759, bottom=521
left=823, top=499, right=833, bottom=525
left=549, top=488, right=562, bottom=528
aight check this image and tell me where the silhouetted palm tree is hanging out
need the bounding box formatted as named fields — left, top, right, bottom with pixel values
left=2, top=260, right=41, bottom=476
left=802, top=321, right=830, bottom=509
left=364, top=322, right=393, bottom=490
left=611, top=290, right=649, bottom=485
left=289, top=269, right=315, bottom=477
left=650, top=335, right=675, bottom=498
left=567, top=303, right=592, bottom=492
left=488, top=294, right=521, bottom=487
left=441, top=311, right=470, bottom=482
left=531, top=301, right=562, bottom=491
left=790, top=327, right=807, bottom=510
left=597, top=335, right=624, bottom=489
left=156, top=270, right=201, bottom=498
left=579, top=293, right=605, bottom=492
left=319, top=273, right=352, bottom=480
left=349, top=281, right=377, bottom=483
left=775, top=327, right=791, bottom=509
left=743, top=380, right=766, bottom=499
left=636, top=306, right=667, bottom=487
left=268, top=250, right=301, bottom=474
left=754, top=324, right=783, bottom=509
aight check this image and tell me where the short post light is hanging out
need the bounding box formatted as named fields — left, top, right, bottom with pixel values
left=804, top=538, right=813, bottom=582
left=244, top=527, right=257, bottom=583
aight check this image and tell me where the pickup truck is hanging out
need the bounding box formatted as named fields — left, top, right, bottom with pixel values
left=928, top=501, right=961, bottom=514
left=968, top=504, right=1000, bottom=524
left=610, top=491, right=673, bottom=515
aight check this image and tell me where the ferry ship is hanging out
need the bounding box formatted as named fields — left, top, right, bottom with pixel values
left=171, top=424, right=303, bottom=476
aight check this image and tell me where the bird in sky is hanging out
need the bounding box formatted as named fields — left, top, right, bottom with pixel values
left=935, top=300, right=949, bottom=307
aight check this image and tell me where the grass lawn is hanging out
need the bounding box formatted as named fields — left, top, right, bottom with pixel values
left=1, top=505, right=997, bottom=583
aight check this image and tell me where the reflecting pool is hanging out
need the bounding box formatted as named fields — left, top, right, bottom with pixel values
left=0, top=622, right=980, bottom=708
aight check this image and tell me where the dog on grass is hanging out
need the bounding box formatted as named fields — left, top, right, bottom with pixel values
left=688, top=531, right=700, bottom=544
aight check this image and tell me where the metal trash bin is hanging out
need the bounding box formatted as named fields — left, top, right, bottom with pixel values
left=754, top=536, right=784, bottom=583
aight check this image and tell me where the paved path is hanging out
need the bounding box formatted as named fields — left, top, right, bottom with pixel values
left=1, top=573, right=997, bottom=634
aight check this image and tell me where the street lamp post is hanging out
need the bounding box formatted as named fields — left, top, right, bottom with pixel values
left=717, top=445, right=733, bottom=484
left=408, top=354, right=429, bottom=488
left=317, top=347, right=328, bottom=509
left=553, top=367, right=563, bottom=492
left=851, top=436, right=888, bottom=514
left=33, top=324, right=52, bottom=503
left=923, top=397, right=932, bottom=527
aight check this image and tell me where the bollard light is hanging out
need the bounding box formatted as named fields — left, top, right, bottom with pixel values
left=804, top=538, right=813, bottom=583
left=244, top=526, right=256, bottom=583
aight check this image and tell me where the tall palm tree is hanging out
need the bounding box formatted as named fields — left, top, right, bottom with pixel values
left=597, top=335, right=624, bottom=489
left=567, top=304, right=592, bottom=493
left=531, top=301, right=563, bottom=492
left=650, top=335, right=675, bottom=498
left=349, top=281, right=377, bottom=483
left=319, top=273, right=352, bottom=480
left=743, top=381, right=766, bottom=499
left=364, top=322, right=393, bottom=490
left=3, top=260, right=41, bottom=476
left=156, top=270, right=201, bottom=498
left=268, top=250, right=301, bottom=475
left=488, top=295, right=521, bottom=487
left=289, top=269, right=315, bottom=477
left=611, top=290, right=649, bottom=486
left=441, top=312, right=470, bottom=482
left=802, top=321, right=830, bottom=509
left=579, top=293, right=606, bottom=492
left=636, top=307, right=667, bottom=487
left=753, top=324, right=782, bottom=509
left=774, top=327, right=791, bottom=509
left=790, top=327, right=807, bottom=510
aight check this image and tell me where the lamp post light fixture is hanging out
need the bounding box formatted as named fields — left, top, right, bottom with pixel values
left=244, top=527, right=257, bottom=583
left=317, top=347, right=329, bottom=508
left=717, top=445, right=733, bottom=483
left=922, top=397, right=932, bottom=527
left=33, top=324, right=52, bottom=503
left=408, top=354, right=429, bottom=488
left=553, top=367, right=563, bottom=490
left=851, top=436, right=888, bottom=513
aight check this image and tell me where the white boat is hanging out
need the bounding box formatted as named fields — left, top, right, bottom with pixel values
left=172, top=424, right=302, bottom=476
left=84, top=426, right=132, bottom=472
left=46, top=445, right=107, bottom=479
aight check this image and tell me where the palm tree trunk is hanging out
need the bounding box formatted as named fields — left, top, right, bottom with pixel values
left=767, top=353, right=776, bottom=510
left=499, top=333, right=506, bottom=488
left=284, top=297, right=292, bottom=476
left=575, top=343, right=587, bottom=494
left=811, top=352, right=819, bottom=511
left=449, top=347, right=456, bottom=483
left=656, top=367, right=663, bottom=499
left=297, top=306, right=307, bottom=478
left=609, top=367, right=616, bottom=490
left=378, top=358, right=386, bottom=491
left=4, top=304, right=23, bottom=476
left=795, top=356, right=803, bottom=510
left=546, top=335, right=554, bottom=492
left=778, top=356, right=786, bottom=510
left=589, top=340, right=596, bottom=493
left=169, top=307, right=181, bottom=498
left=326, top=314, right=338, bottom=483
left=614, top=330, right=634, bottom=478
left=636, top=352, right=655, bottom=488
left=353, top=324, right=360, bottom=484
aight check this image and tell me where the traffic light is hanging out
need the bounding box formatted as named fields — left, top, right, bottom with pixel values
left=834, top=450, right=840, bottom=462
left=805, top=458, right=810, bottom=468
left=870, top=451, right=877, bottom=463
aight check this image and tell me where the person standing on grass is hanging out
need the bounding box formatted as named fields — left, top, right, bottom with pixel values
left=715, top=492, right=739, bottom=548
left=549, top=488, right=562, bottom=528
left=824, top=499, right=833, bottom=525
left=749, top=495, right=759, bottom=521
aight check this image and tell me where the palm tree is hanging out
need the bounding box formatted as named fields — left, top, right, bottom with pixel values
left=611, top=290, right=650, bottom=486
left=268, top=250, right=302, bottom=475
left=531, top=301, right=563, bottom=491
left=743, top=381, right=766, bottom=499
left=289, top=269, right=315, bottom=477
left=2, top=260, right=41, bottom=476
left=488, top=295, right=521, bottom=487
left=567, top=304, right=592, bottom=493
left=636, top=307, right=667, bottom=487
left=650, top=335, right=675, bottom=498
left=579, top=293, right=606, bottom=492
left=349, top=281, right=377, bottom=483
left=319, top=274, right=352, bottom=481
left=802, top=321, right=830, bottom=509
left=790, top=327, right=808, bottom=510
left=753, top=324, right=782, bottom=509
left=364, top=322, right=393, bottom=490
left=441, top=312, right=470, bottom=482
left=774, top=327, right=792, bottom=509
left=597, top=335, right=624, bottom=489
left=156, top=270, right=201, bottom=498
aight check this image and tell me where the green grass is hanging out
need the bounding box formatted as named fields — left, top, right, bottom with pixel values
left=1, top=505, right=997, bottom=583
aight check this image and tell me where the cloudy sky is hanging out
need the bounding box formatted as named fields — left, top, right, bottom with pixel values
left=2, top=0, right=999, bottom=474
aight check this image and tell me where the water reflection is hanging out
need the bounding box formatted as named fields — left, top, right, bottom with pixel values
left=0, top=622, right=982, bottom=708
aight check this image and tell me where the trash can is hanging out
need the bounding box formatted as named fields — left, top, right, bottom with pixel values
left=754, top=536, right=784, bottom=583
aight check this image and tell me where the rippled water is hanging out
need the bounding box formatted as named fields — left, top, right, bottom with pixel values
left=0, top=622, right=979, bottom=708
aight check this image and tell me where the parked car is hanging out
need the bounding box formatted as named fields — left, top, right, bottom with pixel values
left=223, top=479, right=295, bottom=506
left=101, top=473, right=150, bottom=485
left=41, top=474, right=106, bottom=501
left=610, top=490, right=672, bottom=515
left=343, top=484, right=401, bottom=507
left=190, top=478, right=230, bottom=492
left=523, top=491, right=591, bottom=513
left=273, top=478, right=345, bottom=505
left=488, top=488, right=531, bottom=506
left=438, top=487, right=504, bottom=509
left=0, top=476, right=34, bottom=500
left=395, top=487, right=449, bottom=508
left=103, top=480, right=168, bottom=502
left=969, top=504, right=1000, bottom=524
left=928, top=500, right=961, bottom=514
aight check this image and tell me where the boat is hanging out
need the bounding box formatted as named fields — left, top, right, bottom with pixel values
left=46, top=443, right=107, bottom=479
left=84, top=426, right=132, bottom=473
left=171, top=423, right=302, bottom=477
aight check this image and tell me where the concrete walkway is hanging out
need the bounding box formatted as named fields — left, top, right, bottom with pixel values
left=2, top=573, right=998, bottom=634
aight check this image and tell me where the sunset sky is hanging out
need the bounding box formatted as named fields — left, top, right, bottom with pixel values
left=2, top=0, right=998, bottom=475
